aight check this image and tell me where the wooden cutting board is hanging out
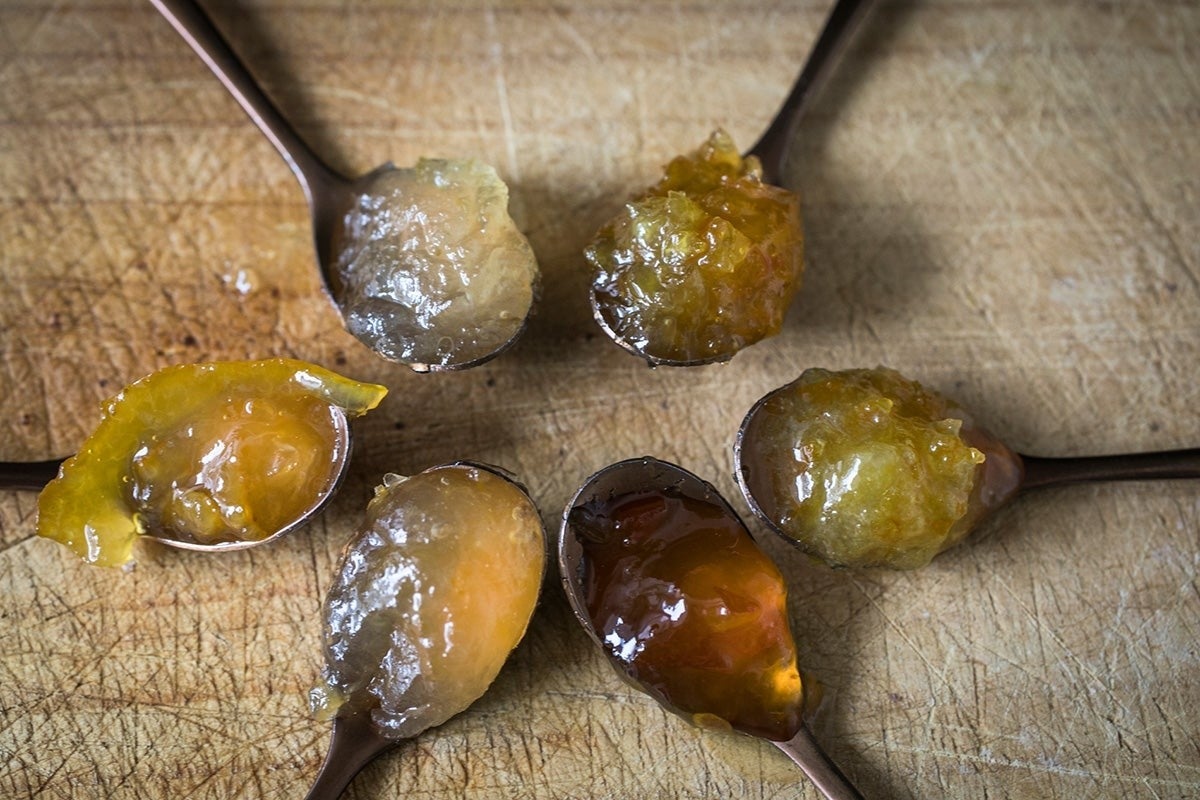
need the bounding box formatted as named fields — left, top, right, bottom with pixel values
left=2, top=1, right=1197, bottom=797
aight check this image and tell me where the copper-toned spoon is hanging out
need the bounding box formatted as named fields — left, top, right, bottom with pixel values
left=0, top=405, right=354, bottom=555
left=0, top=459, right=61, bottom=492
left=1015, top=450, right=1200, bottom=489
left=149, top=0, right=534, bottom=372
left=587, top=0, right=877, bottom=369
left=748, top=0, right=875, bottom=185
left=559, top=457, right=866, bottom=800
left=734, top=369, right=1200, bottom=569
left=303, top=710, right=396, bottom=800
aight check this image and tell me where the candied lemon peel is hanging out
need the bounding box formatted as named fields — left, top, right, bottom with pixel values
left=36, top=358, right=387, bottom=568
left=586, top=129, right=803, bottom=365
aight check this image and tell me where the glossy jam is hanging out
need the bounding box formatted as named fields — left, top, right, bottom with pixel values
left=586, top=130, right=803, bottom=364
left=738, top=367, right=1024, bottom=569
left=36, top=359, right=387, bottom=567
left=310, top=464, right=545, bottom=739
left=570, top=487, right=804, bottom=741
left=333, top=158, right=540, bottom=370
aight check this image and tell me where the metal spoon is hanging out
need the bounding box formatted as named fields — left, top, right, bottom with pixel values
left=149, top=0, right=533, bottom=372
left=0, top=406, right=353, bottom=554
left=734, top=377, right=1200, bottom=568
left=303, top=708, right=396, bottom=800
left=1015, top=450, right=1200, bottom=489
left=0, top=459, right=62, bottom=492
left=559, top=456, right=866, bottom=800
left=304, top=460, right=547, bottom=800
left=748, top=0, right=875, bottom=185
left=589, top=0, right=876, bottom=368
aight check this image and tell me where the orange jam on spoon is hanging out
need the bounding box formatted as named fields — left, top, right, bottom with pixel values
left=310, top=464, right=546, bottom=739
left=37, top=358, right=386, bottom=567
left=585, top=130, right=803, bottom=365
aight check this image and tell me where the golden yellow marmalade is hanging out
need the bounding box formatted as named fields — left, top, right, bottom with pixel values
left=310, top=465, right=545, bottom=739
left=36, top=359, right=386, bottom=567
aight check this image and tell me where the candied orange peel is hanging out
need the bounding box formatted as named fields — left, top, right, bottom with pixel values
left=37, top=358, right=386, bottom=567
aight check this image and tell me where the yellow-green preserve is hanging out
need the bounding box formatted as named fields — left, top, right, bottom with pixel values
left=739, top=367, right=1023, bottom=569
left=586, top=130, right=803, bottom=365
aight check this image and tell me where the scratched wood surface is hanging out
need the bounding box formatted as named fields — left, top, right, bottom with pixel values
left=1, top=0, right=1198, bottom=797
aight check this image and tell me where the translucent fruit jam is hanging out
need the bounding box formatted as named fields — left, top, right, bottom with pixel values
left=36, top=359, right=387, bottom=567
left=586, top=129, right=803, bottom=365
left=738, top=367, right=1024, bottom=569
left=569, top=486, right=804, bottom=741
left=310, top=464, right=545, bottom=739
left=333, top=158, right=540, bottom=370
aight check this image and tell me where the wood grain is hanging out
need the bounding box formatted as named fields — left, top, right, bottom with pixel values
left=2, top=1, right=1198, bottom=798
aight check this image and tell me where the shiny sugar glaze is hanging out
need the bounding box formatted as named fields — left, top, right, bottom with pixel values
left=311, top=464, right=545, bottom=739
left=738, top=366, right=1024, bottom=569
left=36, top=359, right=385, bottom=567
left=585, top=129, right=803, bottom=365
left=333, top=158, right=539, bottom=370
left=570, top=486, right=804, bottom=741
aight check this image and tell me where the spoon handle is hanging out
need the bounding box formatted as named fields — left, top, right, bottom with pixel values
left=304, top=710, right=397, bottom=800
left=149, top=0, right=346, bottom=203
left=748, top=0, right=876, bottom=183
left=1020, top=448, right=1200, bottom=491
left=0, top=459, right=63, bottom=491
left=772, top=724, right=865, bottom=800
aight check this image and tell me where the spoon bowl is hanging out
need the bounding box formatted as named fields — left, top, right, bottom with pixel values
left=559, top=456, right=865, bottom=800
left=0, top=404, right=354, bottom=555
left=587, top=0, right=876, bottom=368
left=734, top=367, right=1200, bottom=569
left=150, top=0, right=536, bottom=372
left=145, top=404, right=353, bottom=554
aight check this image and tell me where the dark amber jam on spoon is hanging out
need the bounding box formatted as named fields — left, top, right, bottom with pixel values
left=569, top=485, right=804, bottom=742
